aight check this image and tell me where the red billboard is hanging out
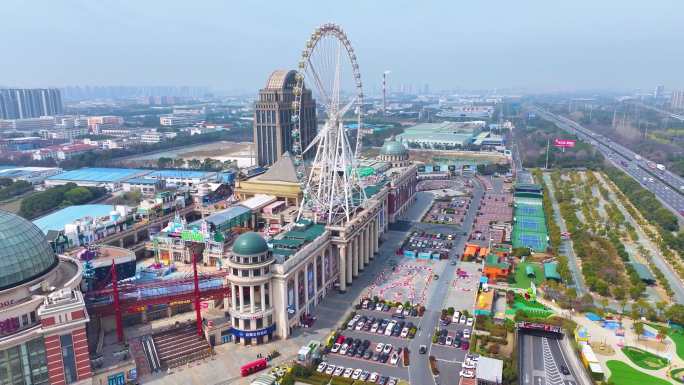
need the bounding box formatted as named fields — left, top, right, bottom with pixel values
left=554, top=138, right=576, bottom=148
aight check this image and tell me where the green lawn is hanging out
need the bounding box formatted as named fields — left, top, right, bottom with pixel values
left=672, top=368, right=684, bottom=384
left=647, top=322, right=684, bottom=361
left=606, top=360, right=672, bottom=385
left=622, top=346, right=669, bottom=370
left=511, top=262, right=544, bottom=289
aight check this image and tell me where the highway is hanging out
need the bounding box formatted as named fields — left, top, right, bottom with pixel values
left=530, top=106, right=684, bottom=218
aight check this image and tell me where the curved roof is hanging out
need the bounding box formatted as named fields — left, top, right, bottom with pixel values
left=265, top=70, right=297, bottom=90
left=381, top=139, right=408, bottom=156
left=233, top=232, right=269, bottom=256
left=0, top=210, right=58, bottom=290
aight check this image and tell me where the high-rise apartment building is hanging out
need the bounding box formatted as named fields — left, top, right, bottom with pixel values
left=254, top=70, right=316, bottom=167
left=672, top=90, right=684, bottom=111
left=0, top=88, right=64, bottom=119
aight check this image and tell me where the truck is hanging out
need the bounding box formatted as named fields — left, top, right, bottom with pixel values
left=656, top=163, right=666, bottom=171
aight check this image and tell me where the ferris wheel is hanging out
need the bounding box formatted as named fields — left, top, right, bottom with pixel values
left=291, top=23, right=366, bottom=224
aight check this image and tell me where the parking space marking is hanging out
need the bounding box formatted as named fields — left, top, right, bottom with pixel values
left=327, top=352, right=404, bottom=369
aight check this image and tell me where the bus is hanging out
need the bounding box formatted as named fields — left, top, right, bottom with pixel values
left=240, top=358, right=268, bottom=377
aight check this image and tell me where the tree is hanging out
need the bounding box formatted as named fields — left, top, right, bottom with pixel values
left=188, top=158, right=201, bottom=169
left=665, top=304, right=684, bottom=325
left=656, top=326, right=667, bottom=343
left=173, top=158, right=186, bottom=168
left=634, top=322, right=644, bottom=341
left=157, top=157, right=173, bottom=169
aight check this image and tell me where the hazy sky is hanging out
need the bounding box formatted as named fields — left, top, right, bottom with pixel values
left=2, top=0, right=683, bottom=93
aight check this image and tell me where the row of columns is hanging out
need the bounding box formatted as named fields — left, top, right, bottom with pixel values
left=337, top=214, right=380, bottom=293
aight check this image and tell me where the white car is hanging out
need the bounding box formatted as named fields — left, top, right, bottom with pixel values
left=316, top=362, right=327, bottom=373
left=371, top=322, right=380, bottom=333
left=452, top=311, right=461, bottom=323
left=400, top=327, right=409, bottom=338
left=369, top=372, right=380, bottom=382
left=343, top=368, right=353, bottom=378
left=375, top=303, right=383, bottom=311
left=463, top=329, right=471, bottom=339
left=375, top=342, right=384, bottom=352
left=459, top=315, right=466, bottom=324
left=360, top=371, right=370, bottom=381
left=460, top=368, right=475, bottom=378
left=355, top=320, right=365, bottom=330
left=352, top=369, right=362, bottom=380
left=331, top=343, right=341, bottom=353
left=333, top=366, right=344, bottom=376
left=390, top=352, right=400, bottom=365
left=466, top=317, right=474, bottom=327
left=339, top=344, right=349, bottom=355
left=385, top=321, right=397, bottom=336
left=383, top=344, right=393, bottom=354
left=395, top=305, right=403, bottom=314
left=325, top=365, right=336, bottom=375
left=445, top=336, right=453, bottom=346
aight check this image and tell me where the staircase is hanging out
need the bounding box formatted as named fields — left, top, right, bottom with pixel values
left=151, top=324, right=212, bottom=368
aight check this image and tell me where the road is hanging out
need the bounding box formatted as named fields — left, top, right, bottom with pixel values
left=541, top=173, right=585, bottom=296
left=407, top=177, right=484, bottom=385
left=519, top=333, right=580, bottom=385
left=530, top=106, right=684, bottom=218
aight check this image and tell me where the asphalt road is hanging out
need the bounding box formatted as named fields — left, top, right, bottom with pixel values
left=531, top=106, right=684, bottom=303
left=519, top=333, right=579, bottom=385
left=530, top=106, right=684, bottom=217
left=407, top=177, right=484, bottom=385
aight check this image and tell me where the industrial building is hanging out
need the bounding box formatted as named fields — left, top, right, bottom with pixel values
left=396, top=121, right=485, bottom=149
left=44, top=167, right=223, bottom=190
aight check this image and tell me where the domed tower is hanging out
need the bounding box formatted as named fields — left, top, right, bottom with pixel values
left=226, top=232, right=275, bottom=344
left=0, top=210, right=91, bottom=384
left=379, top=137, right=410, bottom=167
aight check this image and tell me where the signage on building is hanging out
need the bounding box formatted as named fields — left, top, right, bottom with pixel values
left=0, top=317, right=20, bottom=335
left=0, top=299, right=16, bottom=309
left=553, top=138, right=576, bottom=149
left=229, top=324, right=276, bottom=339
left=181, top=229, right=205, bottom=242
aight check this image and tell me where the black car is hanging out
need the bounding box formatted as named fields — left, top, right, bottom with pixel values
left=380, top=354, right=390, bottom=363
left=440, top=329, right=448, bottom=337
left=411, top=308, right=418, bottom=317
left=560, top=365, right=570, bottom=375
left=378, top=376, right=389, bottom=385
left=362, top=340, right=371, bottom=350
left=397, top=321, right=405, bottom=329
left=355, top=348, right=365, bottom=358
left=438, top=336, right=446, bottom=345
left=363, top=350, right=373, bottom=360
left=347, top=346, right=356, bottom=356
left=419, top=345, right=427, bottom=354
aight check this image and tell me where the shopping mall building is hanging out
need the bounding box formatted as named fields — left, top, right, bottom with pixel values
left=0, top=211, right=91, bottom=385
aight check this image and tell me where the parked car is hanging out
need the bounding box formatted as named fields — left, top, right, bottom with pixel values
left=370, top=321, right=380, bottom=333
left=325, top=365, right=336, bottom=375
left=419, top=345, right=427, bottom=354
left=375, top=342, right=384, bottom=352
left=333, top=366, right=344, bottom=376
left=560, top=365, right=570, bottom=375
left=446, top=335, right=453, bottom=346
left=343, top=368, right=353, bottom=378
left=390, top=352, right=400, bottom=365
left=339, top=344, right=349, bottom=355
left=463, top=329, right=471, bottom=339
left=316, top=362, right=327, bottom=373
left=400, top=327, right=410, bottom=338
left=363, top=350, right=372, bottom=360
left=378, top=376, right=388, bottom=385
left=383, top=344, right=393, bottom=354
left=466, top=317, right=474, bottom=327
left=395, top=305, right=403, bottom=314
left=459, top=315, right=466, bottom=324
left=452, top=311, right=461, bottom=323
left=369, top=372, right=380, bottom=382
left=352, top=369, right=362, bottom=380
left=360, top=371, right=370, bottom=381
left=331, top=343, right=341, bottom=353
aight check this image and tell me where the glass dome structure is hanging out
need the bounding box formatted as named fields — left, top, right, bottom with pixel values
left=0, top=210, right=58, bottom=290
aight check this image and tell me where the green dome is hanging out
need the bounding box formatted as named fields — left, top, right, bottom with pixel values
left=381, top=140, right=408, bottom=156
left=232, top=232, right=268, bottom=256
left=0, top=210, right=58, bottom=290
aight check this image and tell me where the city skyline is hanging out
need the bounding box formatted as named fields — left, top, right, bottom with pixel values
left=2, top=0, right=684, bottom=93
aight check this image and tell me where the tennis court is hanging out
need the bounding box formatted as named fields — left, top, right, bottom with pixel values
left=515, top=203, right=544, bottom=217
left=515, top=217, right=546, bottom=233
left=512, top=232, right=547, bottom=251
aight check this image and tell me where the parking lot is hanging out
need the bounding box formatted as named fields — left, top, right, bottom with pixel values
left=400, top=230, right=456, bottom=260
left=366, top=261, right=434, bottom=305
left=320, top=302, right=423, bottom=382
left=423, top=196, right=472, bottom=225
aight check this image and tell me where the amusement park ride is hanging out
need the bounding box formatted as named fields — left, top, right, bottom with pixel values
left=85, top=23, right=368, bottom=343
